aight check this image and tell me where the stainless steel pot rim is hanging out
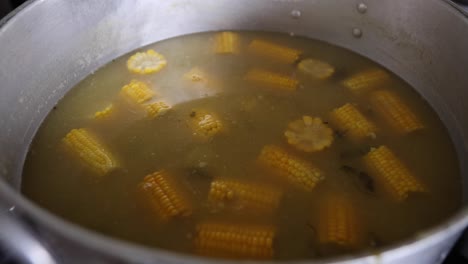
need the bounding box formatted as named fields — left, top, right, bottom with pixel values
left=1, top=0, right=468, bottom=263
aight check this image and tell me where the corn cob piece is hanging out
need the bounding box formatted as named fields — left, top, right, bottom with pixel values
left=370, top=90, right=424, bottom=133
left=62, top=129, right=117, bottom=175
left=257, top=145, right=324, bottom=191
left=318, top=194, right=364, bottom=249
left=189, top=110, right=223, bottom=139
left=248, top=39, right=301, bottom=64
left=363, top=146, right=427, bottom=201
left=208, top=178, right=282, bottom=213
left=285, top=116, right=334, bottom=152
left=138, top=170, right=192, bottom=220
left=127, top=49, right=167, bottom=75
left=195, top=222, right=275, bottom=259
left=94, top=104, right=114, bottom=120
left=145, top=101, right=171, bottom=119
left=329, top=103, right=377, bottom=140
left=298, top=58, right=335, bottom=80
left=214, top=31, right=240, bottom=54
left=120, top=80, right=155, bottom=105
left=184, top=67, right=211, bottom=84
left=342, top=69, right=389, bottom=94
left=245, top=69, right=298, bottom=91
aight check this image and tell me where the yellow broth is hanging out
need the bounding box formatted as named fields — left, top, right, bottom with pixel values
left=21, top=31, right=461, bottom=260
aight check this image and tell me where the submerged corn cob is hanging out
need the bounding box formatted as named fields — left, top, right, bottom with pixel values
left=145, top=101, right=171, bottom=119
left=94, top=104, right=114, bottom=120
left=370, top=90, right=424, bottom=133
left=284, top=116, right=334, bottom=152
left=208, top=178, right=282, bottom=213
left=363, top=146, right=426, bottom=201
left=245, top=69, right=298, bottom=91
left=214, top=31, right=240, bottom=54
left=318, top=195, right=363, bottom=249
left=342, top=69, right=389, bottom=94
left=257, top=145, right=324, bottom=191
left=195, top=222, right=275, bottom=259
left=127, top=49, right=167, bottom=75
left=184, top=67, right=212, bottom=84
left=298, top=58, right=335, bottom=80
left=190, top=111, right=223, bottom=139
left=329, top=103, right=377, bottom=140
left=62, top=129, right=117, bottom=175
left=138, top=170, right=192, bottom=220
left=248, top=39, right=301, bottom=64
left=120, top=80, right=155, bottom=105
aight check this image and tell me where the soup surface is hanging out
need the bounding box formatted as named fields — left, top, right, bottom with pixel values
left=22, top=31, right=461, bottom=260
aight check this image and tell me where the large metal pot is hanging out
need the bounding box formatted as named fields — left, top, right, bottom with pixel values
left=0, top=0, right=468, bottom=263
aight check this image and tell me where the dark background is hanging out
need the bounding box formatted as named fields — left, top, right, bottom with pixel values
left=0, top=0, right=467, bottom=263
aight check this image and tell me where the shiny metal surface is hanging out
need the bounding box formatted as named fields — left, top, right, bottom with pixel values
left=0, top=0, right=467, bottom=263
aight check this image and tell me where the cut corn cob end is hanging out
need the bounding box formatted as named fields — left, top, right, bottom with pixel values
left=342, top=69, right=389, bottom=94
left=298, top=58, right=335, bottom=80
left=257, top=145, right=324, bottom=191
left=120, top=80, right=155, bottom=105
left=370, top=90, right=424, bottom=133
left=127, top=49, right=167, bottom=74
left=194, top=221, right=275, bottom=259
left=62, top=128, right=117, bottom=176
left=94, top=104, right=115, bottom=120
left=145, top=101, right=171, bottom=119
left=329, top=103, right=377, bottom=141
left=248, top=39, right=301, bottom=64
left=318, top=194, right=364, bottom=249
left=190, top=110, right=224, bottom=139
left=363, top=146, right=427, bottom=201
left=285, top=116, right=334, bottom=152
left=138, top=170, right=192, bottom=220
left=214, top=31, right=240, bottom=54
left=208, top=178, right=282, bottom=213
left=245, top=69, right=298, bottom=92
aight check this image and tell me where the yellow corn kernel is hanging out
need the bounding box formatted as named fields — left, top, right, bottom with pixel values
left=190, top=110, right=223, bottom=139
left=298, top=58, right=335, bottom=80
left=257, top=145, right=324, bottom=191
left=284, top=116, right=334, bottom=152
left=62, top=129, right=117, bottom=175
left=342, top=69, right=389, bottom=94
left=195, top=222, right=275, bottom=259
left=363, top=146, right=427, bottom=201
left=208, top=178, right=282, bottom=213
left=318, top=194, right=364, bottom=249
left=214, top=31, right=240, bottom=54
left=138, top=170, right=192, bottom=220
left=248, top=39, right=301, bottom=64
left=329, top=103, right=377, bottom=140
left=145, top=101, right=171, bottom=119
left=245, top=69, right=298, bottom=91
left=127, top=49, right=167, bottom=75
left=370, top=90, right=424, bottom=133
left=120, top=80, right=155, bottom=105
left=94, top=104, right=114, bottom=120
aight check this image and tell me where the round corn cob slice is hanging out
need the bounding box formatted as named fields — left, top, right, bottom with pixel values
left=298, top=58, right=335, bottom=80
left=214, top=31, right=240, bottom=54
left=329, top=103, right=377, bottom=141
left=284, top=116, right=334, bottom=152
left=126, top=49, right=167, bottom=75
left=257, top=145, right=324, bottom=191
left=145, top=101, right=171, bottom=119
left=94, top=104, right=114, bottom=120
left=62, top=128, right=117, bottom=176
left=194, top=221, right=276, bottom=259
left=189, top=110, right=223, bottom=139
left=370, top=90, right=424, bottom=134
left=363, top=146, right=427, bottom=202
left=245, top=68, right=298, bottom=92
left=138, top=170, right=192, bottom=221
left=342, top=69, right=389, bottom=95
left=208, top=178, right=283, bottom=213
left=120, top=80, right=155, bottom=105
left=248, top=39, right=301, bottom=64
